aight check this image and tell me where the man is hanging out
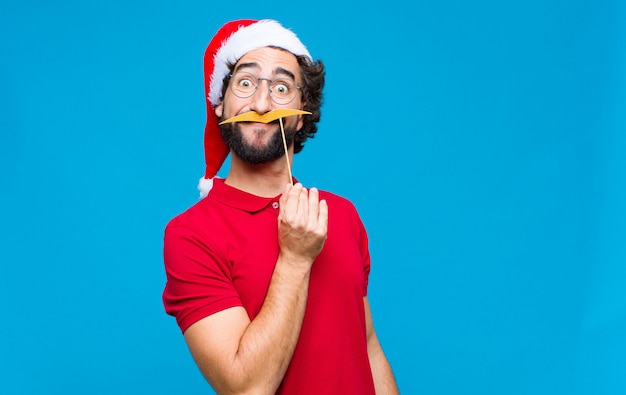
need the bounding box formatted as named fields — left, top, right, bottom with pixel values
left=162, top=19, right=399, bottom=394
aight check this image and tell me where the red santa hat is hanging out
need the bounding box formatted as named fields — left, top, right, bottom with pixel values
left=198, top=19, right=312, bottom=198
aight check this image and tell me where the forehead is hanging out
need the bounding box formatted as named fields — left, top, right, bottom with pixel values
left=234, top=47, right=300, bottom=77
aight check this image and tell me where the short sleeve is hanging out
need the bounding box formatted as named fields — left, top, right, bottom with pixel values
left=357, top=211, right=371, bottom=297
left=162, top=222, right=243, bottom=333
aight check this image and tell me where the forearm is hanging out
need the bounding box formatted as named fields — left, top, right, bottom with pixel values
left=369, top=343, right=400, bottom=395
left=365, top=298, right=399, bottom=394
left=232, top=257, right=311, bottom=393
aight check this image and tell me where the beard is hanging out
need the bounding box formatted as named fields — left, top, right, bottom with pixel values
left=220, top=121, right=297, bottom=164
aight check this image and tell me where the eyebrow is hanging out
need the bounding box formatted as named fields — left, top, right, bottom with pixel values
left=234, top=63, right=296, bottom=80
left=233, top=62, right=259, bottom=73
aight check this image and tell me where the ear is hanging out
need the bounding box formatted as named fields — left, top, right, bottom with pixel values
left=215, top=102, right=223, bottom=118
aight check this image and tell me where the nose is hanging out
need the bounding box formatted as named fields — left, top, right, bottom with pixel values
left=249, top=79, right=272, bottom=114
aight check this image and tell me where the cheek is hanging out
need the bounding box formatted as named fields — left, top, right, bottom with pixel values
left=281, top=115, right=302, bottom=132
left=220, top=96, right=251, bottom=118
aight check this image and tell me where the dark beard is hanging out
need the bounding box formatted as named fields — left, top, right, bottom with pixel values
left=220, top=122, right=296, bottom=164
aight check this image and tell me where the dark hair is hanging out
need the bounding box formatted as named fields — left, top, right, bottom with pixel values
left=219, top=51, right=325, bottom=154
left=294, top=55, right=325, bottom=153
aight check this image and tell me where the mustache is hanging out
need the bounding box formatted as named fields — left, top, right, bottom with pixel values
left=219, top=109, right=311, bottom=125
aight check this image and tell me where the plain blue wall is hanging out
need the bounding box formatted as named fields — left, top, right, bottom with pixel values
left=1, top=1, right=625, bottom=394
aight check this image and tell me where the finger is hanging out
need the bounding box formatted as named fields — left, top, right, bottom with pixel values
left=279, top=183, right=291, bottom=206
left=282, top=182, right=303, bottom=221
left=297, top=186, right=309, bottom=219
left=317, top=199, right=329, bottom=233
left=278, top=183, right=292, bottom=221
left=307, top=187, right=320, bottom=227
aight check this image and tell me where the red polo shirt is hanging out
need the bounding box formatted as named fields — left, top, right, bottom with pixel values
left=162, top=178, right=375, bottom=394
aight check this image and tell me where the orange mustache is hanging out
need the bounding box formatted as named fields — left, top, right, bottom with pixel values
left=219, top=109, right=311, bottom=125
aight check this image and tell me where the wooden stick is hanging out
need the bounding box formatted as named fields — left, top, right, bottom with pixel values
left=279, top=117, right=294, bottom=186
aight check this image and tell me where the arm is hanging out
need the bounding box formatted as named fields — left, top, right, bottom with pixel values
left=184, top=183, right=328, bottom=395
left=365, top=297, right=400, bottom=395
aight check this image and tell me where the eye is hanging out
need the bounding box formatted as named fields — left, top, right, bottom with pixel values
left=238, top=77, right=254, bottom=89
left=272, top=80, right=291, bottom=96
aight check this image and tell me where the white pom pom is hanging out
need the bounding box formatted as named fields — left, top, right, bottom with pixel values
left=198, top=177, right=214, bottom=199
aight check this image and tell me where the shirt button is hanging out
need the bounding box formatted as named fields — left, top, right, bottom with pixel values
left=271, top=202, right=279, bottom=209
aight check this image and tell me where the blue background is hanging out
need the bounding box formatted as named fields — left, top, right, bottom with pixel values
left=1, top=1, right=625, bottom=394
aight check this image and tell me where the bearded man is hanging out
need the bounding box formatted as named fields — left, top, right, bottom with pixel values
left=162, top=19, right=399, bottom=395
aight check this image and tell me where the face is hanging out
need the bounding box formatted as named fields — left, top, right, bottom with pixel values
left=215, top=47, right=305, bottom=164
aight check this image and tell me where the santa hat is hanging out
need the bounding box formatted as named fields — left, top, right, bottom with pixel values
left=198, top=19, right=312, bottom=198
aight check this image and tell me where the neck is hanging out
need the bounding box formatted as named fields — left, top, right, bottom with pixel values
left=225, top=152, right=295, bottom=197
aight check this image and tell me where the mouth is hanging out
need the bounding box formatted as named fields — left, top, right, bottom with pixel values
left=219, top=109, right=311, bottom=125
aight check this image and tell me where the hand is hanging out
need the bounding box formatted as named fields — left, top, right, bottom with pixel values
left=277, top=183, right=328, bottom=269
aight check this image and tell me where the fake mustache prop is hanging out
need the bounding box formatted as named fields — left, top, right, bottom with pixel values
left=219, top=109, right=312, bottom=186
left=219, top=108, right=311, bottom=125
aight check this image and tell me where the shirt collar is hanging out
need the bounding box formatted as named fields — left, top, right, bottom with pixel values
left=208, top=178, right=284, bottom=213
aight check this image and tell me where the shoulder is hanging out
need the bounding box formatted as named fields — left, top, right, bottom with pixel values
left=163, top=197, right=232, bottom=272
left=318, top=189, right=356, bottom=209
left=166, top=197, right=210, bottom=231
left=318, top=189, right=365, bottom=227
left=164, top=195, right=230, bottom=244
left=319, top=189, right=362, bottom=211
